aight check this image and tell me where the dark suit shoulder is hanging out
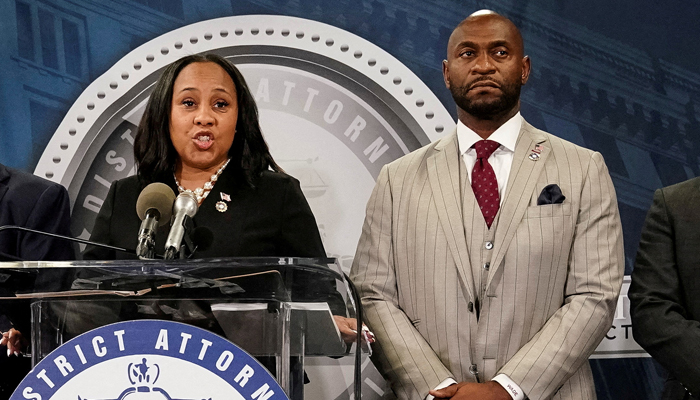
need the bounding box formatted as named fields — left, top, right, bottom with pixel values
left=1, top=165, right=67, bottom=196
left=0, top=164, right=74, bottom=260
left=252, top=170, right=303, bottom=194
left=659, top=176, right=700, bottom=201
left=107, top=175, right=146, bottom=203
left=0, top=164, right=71, bottom=226
left=257, top=170, right=299, bottom=185
left=110, top=175, right=142, bottom=191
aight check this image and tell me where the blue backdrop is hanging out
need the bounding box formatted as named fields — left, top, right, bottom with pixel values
left=2, top=0, right=699, bottom=398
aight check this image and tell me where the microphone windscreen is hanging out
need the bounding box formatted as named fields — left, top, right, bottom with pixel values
left=136, top=182, right=176, bottom=226
left=190, top=226, right=214, bottom=252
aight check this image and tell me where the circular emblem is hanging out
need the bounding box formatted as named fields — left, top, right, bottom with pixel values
left=216, top=201, right=228, bottom=213
left=11, top=320, right=287, bottom=400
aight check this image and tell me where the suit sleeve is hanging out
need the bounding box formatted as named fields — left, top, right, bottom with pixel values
left=279, top=177, right=347, bottom=316
left=498, top=151, right=624, bottom=398
left=278, top=177, right=326, bottom=258
left=83, top=181, right=118, bottom=260
left=19, top=183, right=74, bottom=261
left=351, top=165, right=453, bottom=400
left=629, top=188, right=700, bottom=395
left=7, top=182, right=75, bottom=334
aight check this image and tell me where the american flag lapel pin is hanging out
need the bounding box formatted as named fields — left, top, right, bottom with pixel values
left=216, top=192, right=231, bottom=213
left=529, top=144, right=543, bottom=161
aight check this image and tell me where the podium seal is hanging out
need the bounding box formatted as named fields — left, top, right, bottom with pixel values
left=12, top=320, right=287, bottom=400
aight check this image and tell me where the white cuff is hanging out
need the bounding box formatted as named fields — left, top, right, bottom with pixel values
left=425, top=378, right=457, bottom=400
left=492, top=374, right=525, bottom=400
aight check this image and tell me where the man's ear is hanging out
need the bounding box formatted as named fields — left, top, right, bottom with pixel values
left=442, top=59, right=451, bottom=89
left=521, top=55, right=531, bottom=85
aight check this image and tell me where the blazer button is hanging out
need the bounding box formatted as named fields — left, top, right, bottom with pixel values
left=468, top=302, right=474, bottom=312
left=485, top=241, right=493, bottom=250
left=483, top=262, right=490, bottom=270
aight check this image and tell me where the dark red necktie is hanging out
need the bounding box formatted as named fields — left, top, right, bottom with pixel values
left=471, top=140, right=500, bottom=227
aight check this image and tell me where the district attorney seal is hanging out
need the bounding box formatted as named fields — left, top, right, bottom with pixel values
left=12, top=319, right=287, bottom=400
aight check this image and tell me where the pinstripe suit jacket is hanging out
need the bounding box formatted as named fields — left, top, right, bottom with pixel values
left=350, top=119, right=624, bottom=400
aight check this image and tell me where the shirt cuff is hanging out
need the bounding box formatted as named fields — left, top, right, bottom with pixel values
left=425, top=378, right=458, bottom=400
left=492, top=374, right=525, bottom=400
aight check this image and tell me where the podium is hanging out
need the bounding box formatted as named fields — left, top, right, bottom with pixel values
left=0, top=257, right=359, bottom=400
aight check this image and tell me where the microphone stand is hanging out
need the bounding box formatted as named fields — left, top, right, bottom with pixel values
left=264, top=261, right=365, bottom=400
left=0, top=225, right=137, bottom=258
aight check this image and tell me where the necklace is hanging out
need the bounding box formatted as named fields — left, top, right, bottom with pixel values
left=174, top=158, right=231, bottom=203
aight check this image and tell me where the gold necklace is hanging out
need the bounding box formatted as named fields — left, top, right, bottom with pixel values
left=174, top=158, right=231, bottom=203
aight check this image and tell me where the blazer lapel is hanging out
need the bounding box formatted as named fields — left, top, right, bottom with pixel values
left=427, top=131, right=476, bottom=301
left=486, top=120, right=550, bottom=292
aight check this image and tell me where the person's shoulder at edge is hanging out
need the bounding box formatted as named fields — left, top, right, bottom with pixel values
left=0, top=163, right=67, bottom=195
left=658, top=175, right=700, bottom=197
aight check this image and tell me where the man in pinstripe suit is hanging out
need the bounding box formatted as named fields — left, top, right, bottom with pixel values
left=350, top=10, right=624, bottom=400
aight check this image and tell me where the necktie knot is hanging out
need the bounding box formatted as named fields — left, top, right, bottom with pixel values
left=473, top=140, right=500, bottom=160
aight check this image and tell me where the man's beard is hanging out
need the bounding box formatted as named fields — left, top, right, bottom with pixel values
left=450, top=79, right=521, bottom=119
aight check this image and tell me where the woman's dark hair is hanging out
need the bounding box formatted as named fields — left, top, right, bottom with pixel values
left=134, top=53, right=281, bottom=186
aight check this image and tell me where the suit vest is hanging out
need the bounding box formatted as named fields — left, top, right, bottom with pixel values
left=460, top=154, right=499, bottom=317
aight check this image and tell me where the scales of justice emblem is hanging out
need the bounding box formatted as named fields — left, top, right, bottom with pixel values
left=78, top=358, right=211, bottom=400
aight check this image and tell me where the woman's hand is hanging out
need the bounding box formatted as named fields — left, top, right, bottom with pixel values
left=0, top=328, right=26, bottom=356
left=332, top=316, right=376, bottom=344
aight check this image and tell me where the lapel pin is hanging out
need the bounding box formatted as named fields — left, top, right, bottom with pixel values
left=216, top=192, right=231, bottom=212
left=529, top=144, right=543, bottom=161
left=215, top=201, right=228, bottom=212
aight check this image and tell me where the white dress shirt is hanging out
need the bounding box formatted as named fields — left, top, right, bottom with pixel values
left=456, top=112, right=521, bottom=201
left=425, top=113, right=525, bottom=400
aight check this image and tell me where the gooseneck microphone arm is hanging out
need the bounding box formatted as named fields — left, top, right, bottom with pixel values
left=0, top=225, right=137, bottom=257
left=136, top=208, right=160, bottom=259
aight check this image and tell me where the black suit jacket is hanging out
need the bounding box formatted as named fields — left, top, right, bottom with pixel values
left=630, top=176, right=700, bottom=399
left=0, top=163, right=74, bottom=398
left=0, top=164, right=74, bottom=263
left=0, top=163, right=74, bottom=330
left=83, top=168, right=345, bottom=314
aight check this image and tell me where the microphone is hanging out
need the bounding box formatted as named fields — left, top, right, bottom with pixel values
left=135, top=183, right=176, bottom=259
left=164, top=192, right=198, bottom=260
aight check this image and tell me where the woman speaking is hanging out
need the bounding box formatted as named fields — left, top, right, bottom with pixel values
left=83, top=53, right=363, bottom=339
left=87, top=54, right=327, bottom=262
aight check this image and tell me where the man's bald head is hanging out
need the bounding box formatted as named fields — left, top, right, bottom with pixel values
left=447, top=11, right=525, bottom=60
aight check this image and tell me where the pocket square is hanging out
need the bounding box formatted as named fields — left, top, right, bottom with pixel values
left=537, top=184, right=566, bottom=205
